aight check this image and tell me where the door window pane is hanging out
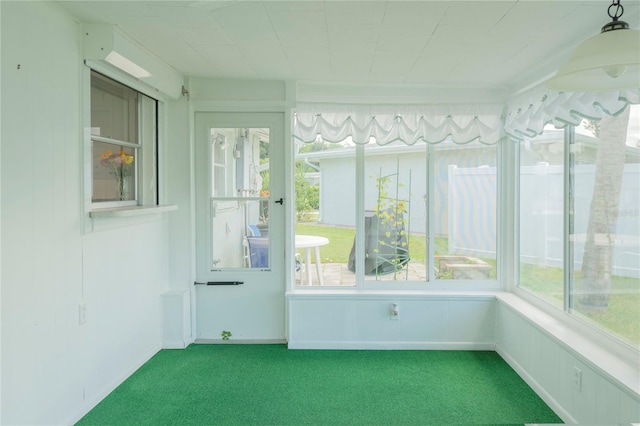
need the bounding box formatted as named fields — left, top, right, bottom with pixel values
left=209, top=128, right=270, bottom=269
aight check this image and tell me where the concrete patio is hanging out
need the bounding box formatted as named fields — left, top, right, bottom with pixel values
left=295, top=261, right=428, bottom=286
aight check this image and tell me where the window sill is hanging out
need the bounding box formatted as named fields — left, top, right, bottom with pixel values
left=89, top=204, right=177, bottom=218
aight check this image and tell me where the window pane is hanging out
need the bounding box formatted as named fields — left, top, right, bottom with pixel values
left=434, top=141, right=497, bottom=280
left=211, top=130, right=230, bottom=197
left=518, top=127, right=564, bottom=306
left=363, top=142, right=427, bottom=281
left=210, top=128, right=270, bottom=269
left=92, top=141, right=136, bottom=202
left=571, top=106, right=640, bottom=347
left=90, top=71, right=137, bottom=142
left=295, top=140, right=355, bottom=286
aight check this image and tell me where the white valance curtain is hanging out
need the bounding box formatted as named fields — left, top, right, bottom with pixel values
left=292, top=88, right=639, bottom=146
left=293, top=103, right=505, bottom=146
left=504, top=87, right=640, bottom=141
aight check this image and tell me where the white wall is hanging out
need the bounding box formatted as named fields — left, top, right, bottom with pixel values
left=288, top=294, right=496, bottom=350
left=164, top=95, right=193, bottom=348
left=1, top=2, right=171, bottom=424
left=495, top=294, right=640, bottom=424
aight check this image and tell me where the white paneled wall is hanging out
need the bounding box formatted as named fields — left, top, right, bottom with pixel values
left=288, top=293, right=496, bottom=349
left=495, top=294, right=640, bottom=424
left=164, top=94, right=193, bottom=348
left=1, top=2, right=171, bottom=424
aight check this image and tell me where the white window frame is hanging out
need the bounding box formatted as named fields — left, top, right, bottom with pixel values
left=294, top=138, right=502, bottom=291
left=515, top=124, right=640, bottom=357
left=85, top=66, right=159, bottom=213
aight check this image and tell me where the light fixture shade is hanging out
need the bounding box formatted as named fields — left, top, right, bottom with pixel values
left=546, top=28, right=640, bottom=92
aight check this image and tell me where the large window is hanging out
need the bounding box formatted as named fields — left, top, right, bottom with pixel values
left=90, top=71, right=157, bottom=207
left=294, top=137, right=498, bottom=287
left=518, top=106, right=640, bottom=348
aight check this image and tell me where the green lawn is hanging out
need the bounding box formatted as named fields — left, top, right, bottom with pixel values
left=296, top=223, right=438, bottom=264
left=296, top=222, right=639, bottom=347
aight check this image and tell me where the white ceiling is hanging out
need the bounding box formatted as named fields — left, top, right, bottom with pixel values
left=57, top=0, right=640, bottom=93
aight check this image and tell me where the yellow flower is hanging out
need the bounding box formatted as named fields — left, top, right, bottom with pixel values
left=100, top=149, right=112, bottom=159
left=124, top=155, right=134, bottom=165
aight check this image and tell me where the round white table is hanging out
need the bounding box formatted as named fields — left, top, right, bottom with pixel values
left=295, top=235, right=330, bottom=286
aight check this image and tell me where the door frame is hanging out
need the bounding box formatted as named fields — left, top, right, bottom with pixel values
left=193, top=111, right=289, bottom=342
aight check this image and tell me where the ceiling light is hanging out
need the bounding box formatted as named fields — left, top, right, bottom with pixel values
left=546, top=0, right=640, bottom=92
left=105, top=51, right=151, bottom=79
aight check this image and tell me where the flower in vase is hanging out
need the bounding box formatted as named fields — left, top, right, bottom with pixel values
left=100, top=149, right=135, bottom=200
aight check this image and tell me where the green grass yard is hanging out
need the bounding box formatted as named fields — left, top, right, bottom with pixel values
left=296, top=223, right=438, bottom=263
left=296, top=222, right=639, bottom=347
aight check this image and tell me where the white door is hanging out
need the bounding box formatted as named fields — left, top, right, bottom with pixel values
left=194, top=112, right=285, bottom=341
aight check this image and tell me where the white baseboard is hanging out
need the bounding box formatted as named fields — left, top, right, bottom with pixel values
left=287, top=340, right=496, bottom=350
left=194, top=339, right=287, bottom=344
left=162, top=339, right=189, bottom=349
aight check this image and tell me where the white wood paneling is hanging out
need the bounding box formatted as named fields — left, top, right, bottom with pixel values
left=1, top=2, right=171, bottom=424
left=1, top=2, right=85, bottom=424
left=495, top=295, right=640, bottom=424
left=287, top=293, right=495, bottom=350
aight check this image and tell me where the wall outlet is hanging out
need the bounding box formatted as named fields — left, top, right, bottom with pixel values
left=79, top=302, right=88, bottom=325
left=390, top=303, right=399, bottom=320
left=573, top=366, right=582, bottom=392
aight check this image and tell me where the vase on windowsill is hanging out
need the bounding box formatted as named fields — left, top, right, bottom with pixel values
left=116, top=173, right=130, bottom=201
left=100, top=149, right=134, bottom=201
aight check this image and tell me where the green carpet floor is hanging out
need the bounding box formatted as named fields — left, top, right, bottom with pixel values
left=77, top=345, right=562, bottom=425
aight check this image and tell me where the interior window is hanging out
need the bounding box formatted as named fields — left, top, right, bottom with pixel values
left=90, top=71, right=157, bottom=207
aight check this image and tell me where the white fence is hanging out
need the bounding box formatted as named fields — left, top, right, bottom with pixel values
left=457, top=162, right=640, bottom=278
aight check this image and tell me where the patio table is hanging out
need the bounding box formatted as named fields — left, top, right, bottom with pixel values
left=295, top=235, right=329, bottom=286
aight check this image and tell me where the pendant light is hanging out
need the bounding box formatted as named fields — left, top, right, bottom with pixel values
left=546, top=0, right=640, bottom=92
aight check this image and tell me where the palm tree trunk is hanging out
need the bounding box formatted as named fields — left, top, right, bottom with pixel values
left=577, top=107, right=630, bottom=311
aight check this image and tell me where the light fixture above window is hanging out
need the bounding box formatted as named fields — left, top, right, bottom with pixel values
left=546, top=0, right=640, bottom=92
left=105, top=51, right=151, bottom=79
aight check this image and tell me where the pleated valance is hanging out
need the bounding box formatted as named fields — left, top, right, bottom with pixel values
left=292, top=88, right=639, bottom=146
left=293, top=103, right=505, bottom=146
left=504, top=87, right=640, bottom=141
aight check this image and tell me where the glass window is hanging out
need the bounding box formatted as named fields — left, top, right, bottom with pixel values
left=90, top=71, right=156, bottom=206
left=433, top=141, right=497, bottom=280
left=518, top=106, right=640, bottom=348
left=295, top=139, right=355, bottom=286
left=363, top=142, right=427, bottom=282
left=293, top=135, right=498, bottom=287
left=570, top=106, right=640, bottom=347
left=518, top=126, right=565, bottom=307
